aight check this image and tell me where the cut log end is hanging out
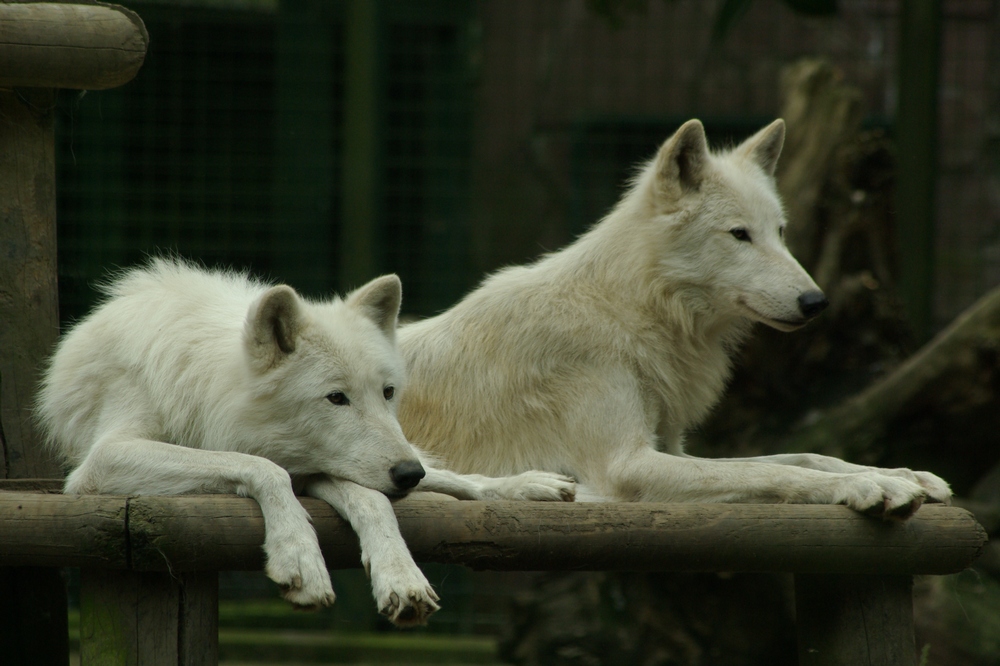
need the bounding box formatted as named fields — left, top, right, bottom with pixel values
left=0, top=3, right=148, bottom=90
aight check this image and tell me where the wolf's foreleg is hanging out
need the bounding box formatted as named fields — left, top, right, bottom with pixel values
left=305, top=477, right=440, bottom=627
left=610, top=445, right=930, bottom=520
left=66, top=435, right=334, bottom=608
left=418, top=466, right=576, bottom=501
left=688, top=452, right=951, bottom=504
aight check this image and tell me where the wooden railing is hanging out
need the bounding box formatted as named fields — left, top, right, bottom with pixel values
left=0, top=484, right=986, bottom=665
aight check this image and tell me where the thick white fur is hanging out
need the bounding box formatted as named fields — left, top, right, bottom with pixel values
left=398, top=119, right=951, bottom=520
left=37, top=259, right=574, bottom=626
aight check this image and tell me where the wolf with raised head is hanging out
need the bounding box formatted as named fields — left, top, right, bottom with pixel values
left=37, top=259, right=574, bottom=626
left=398, top=119, right=950, bottom=517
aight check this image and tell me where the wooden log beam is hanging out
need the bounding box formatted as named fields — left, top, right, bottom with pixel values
left=0, top=492, right=985, bottom=575
left=0, top=493, right=127, bottom=568
left=0, top=2, right=147, bottom=90
left=134, top=497, right=988, bottom=575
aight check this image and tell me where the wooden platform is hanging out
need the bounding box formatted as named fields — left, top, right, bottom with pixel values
left=0, top=488, right=987, bottom=665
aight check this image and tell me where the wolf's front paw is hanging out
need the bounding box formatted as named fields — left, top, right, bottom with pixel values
left=265, top=534, right=336, bottom=610
left=367, top=551, right=440, bottom=627
left=873, top=467, right=952, bottom=505
left=910, top=470, right=951, bottom=504
left=487, top=471, right=577, bottom=501
left=837, top=472, right=927, bottom=521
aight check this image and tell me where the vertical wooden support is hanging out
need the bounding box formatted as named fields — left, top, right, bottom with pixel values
left=0, top=87, right=68, bottom=666
left=0, top=88, right=62, bottom=479
left=795, top=574, right=916, bottom=666
left=80, top=569, right=218, bottom=666
left=273, top=0, right=335, bottom=294
left=178, top=572, right=219, bottom=666
left=895, top=0, right=942, bottom=339
left=340, top=0, right=384, bottom=290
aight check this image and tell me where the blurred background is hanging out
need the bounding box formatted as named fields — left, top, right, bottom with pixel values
left=52, top=0, right=1000, bottom=664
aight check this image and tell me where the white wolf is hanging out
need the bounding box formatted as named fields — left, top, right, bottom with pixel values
left=398, top=119, right=951, bottom=518
left=37, top=259, right=574, bottom=626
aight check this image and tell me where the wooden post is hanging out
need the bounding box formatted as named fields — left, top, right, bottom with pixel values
left=80, top=570, right=219, bottom=666
left=0, top=83, right=69, bottom=666
left=0, top=4, right=148, bottom=663
left=0, top=87, right=62, bottom=479
left=796, top=574, right=916, bottom=666
left=177, top=572, right=219, bottom=666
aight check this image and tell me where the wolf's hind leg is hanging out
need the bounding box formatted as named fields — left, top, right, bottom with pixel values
left=67, top=435, right=335, bottom=608
left=305, top=477, right=440, bottom=627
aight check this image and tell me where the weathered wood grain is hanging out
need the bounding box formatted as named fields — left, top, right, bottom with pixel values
left=177, top=572, right=219, bottom=666
left=0, top=88, right=61, bottom=481
left=0, top=477, right=63, bottom=492
left=79, top=569, right=219, bottom=666
left=0, top=3, right=147, bottom=89
left=81, top=569, right=176, bottom=666
left=0, top=493, right=984, bottom=575
left=389, top=500, right=985, bottom=575
left=0, top=492, right=127, bottom=568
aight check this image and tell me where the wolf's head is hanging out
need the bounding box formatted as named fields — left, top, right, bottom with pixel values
left=640, top=118, right=827, bottom=331
left=243, top=274, right=425, bottom=496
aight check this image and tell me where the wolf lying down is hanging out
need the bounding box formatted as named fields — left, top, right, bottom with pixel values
left=38, top=119, right=949, bottom=627
left=38, top=260, right=573, bottom=626
left=397, top=118, right=950, bottom=513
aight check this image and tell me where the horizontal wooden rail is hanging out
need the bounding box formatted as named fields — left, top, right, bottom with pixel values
left=0, top=2, right=147, bottom=89
left=0, top=492, right=985, bottom=575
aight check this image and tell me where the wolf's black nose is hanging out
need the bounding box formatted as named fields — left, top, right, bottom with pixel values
left=798, top=291, right=829, bottom=319
left=390, top=460, right=425, bottom=490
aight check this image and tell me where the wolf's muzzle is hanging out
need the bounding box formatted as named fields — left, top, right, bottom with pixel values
left=390, top=460, right=426, bottom=490
left=797, top=291, right=829, bottom=319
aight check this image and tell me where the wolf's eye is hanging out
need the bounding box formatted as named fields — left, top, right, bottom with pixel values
left=730, top=228, right=752, bottom=242
left=383, top=386, right=395, bottom=400
left=779, top=226, right=785, bottom=239
left=326, top=391, right=349, bottom=406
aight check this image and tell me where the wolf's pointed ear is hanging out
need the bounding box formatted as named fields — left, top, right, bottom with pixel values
left=245, top=285, right=302, bottom=369
left=655, top=119, right=709, bottom=197
left=347, top=274, right=402, bottom=339
left=737, top=119, right=785, bottom=176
